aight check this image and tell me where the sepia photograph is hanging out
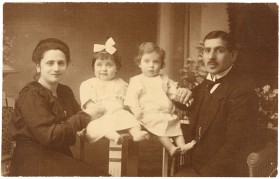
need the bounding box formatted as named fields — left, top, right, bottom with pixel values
left=2, top=2, right=278, bottom=177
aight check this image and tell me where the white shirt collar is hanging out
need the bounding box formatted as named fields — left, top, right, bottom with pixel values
left=206, top=66, right=233, bottom=82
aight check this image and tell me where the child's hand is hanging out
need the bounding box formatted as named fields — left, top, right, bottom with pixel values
left=166, top=82, right=178, bottom=100
left=129, top=107, right=143, bottom=120
left=134, top=110, right=144, bottom=120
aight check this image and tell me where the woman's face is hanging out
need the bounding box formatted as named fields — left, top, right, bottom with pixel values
left=94, top=58, right=117, bottom=81
left=36, top=49, right=67, bottom=85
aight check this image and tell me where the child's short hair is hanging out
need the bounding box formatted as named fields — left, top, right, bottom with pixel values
left=91, top=51, right=121, bottom=71
left=134, top=42, right=165, bottom=69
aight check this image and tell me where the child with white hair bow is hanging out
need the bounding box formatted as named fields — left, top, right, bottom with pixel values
left=79, top=37, right=150, bottom=144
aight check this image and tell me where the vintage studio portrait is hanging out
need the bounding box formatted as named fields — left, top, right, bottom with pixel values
left=2, top=2, right=278, bottom=177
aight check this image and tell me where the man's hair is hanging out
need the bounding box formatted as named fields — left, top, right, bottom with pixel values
left=203, top=31, right=238, bottom=52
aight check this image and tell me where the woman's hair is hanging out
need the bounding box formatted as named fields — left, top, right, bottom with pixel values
left=134, top=42, right=165, bottom=69
left=91, top=51, right=121, bottom=71
left=32, top=38, right=70, bottom=65
left=32, top=38, right=70, bottom=80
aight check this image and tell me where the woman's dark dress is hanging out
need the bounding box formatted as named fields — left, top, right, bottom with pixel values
left=9, top=81, right=104, bottom=176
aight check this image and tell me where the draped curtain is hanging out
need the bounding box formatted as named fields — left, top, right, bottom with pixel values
left=227, top=3, right=278, bottom=87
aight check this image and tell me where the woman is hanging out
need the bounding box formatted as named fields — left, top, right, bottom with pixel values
left=9, top=38, right=107, bottom=176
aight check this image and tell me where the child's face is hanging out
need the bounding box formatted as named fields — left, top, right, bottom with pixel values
left=94, top=58, right=117, bottom=81
left=139, top=52, right=162, bottom=77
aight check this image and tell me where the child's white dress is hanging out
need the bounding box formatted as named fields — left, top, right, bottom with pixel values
left=124, top=74, right=183, bottom=137
left=80, top=78, right=140, bottom=143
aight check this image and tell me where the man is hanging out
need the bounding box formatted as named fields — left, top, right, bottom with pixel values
left=176, top=30, right=258, bottom=177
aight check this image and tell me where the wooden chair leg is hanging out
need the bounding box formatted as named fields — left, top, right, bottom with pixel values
left=125, top=139, right=139, bottom=176
left=170, top=156, right=176, bottom=176
left=108, top=141, right=122, bottom=176
left=162, top=148, right=169, bottom=177
left=78, top=133, right=139, bottom=177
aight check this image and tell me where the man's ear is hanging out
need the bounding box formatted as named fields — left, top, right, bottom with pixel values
left=231, top=50, right=238, bottom=63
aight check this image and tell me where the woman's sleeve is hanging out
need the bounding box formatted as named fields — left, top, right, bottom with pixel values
left=20, top=90, right=90, bottom=148
left=80, top=81, right=91, bottom=110
left=124, top=77, right=141, bottom=108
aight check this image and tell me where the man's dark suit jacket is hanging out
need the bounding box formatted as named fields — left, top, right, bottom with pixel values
left=177, top=67, right=259, bottom=177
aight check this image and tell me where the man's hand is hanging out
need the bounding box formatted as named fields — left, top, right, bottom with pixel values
left=174, top=87, right=194, bottom=107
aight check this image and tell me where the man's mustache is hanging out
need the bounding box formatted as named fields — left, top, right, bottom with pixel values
left=207, top=61, right=218, bottom=66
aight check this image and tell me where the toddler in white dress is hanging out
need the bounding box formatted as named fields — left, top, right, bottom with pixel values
left=125, top=42, right=196, bottom=156
left=80, top=38, right=149, bottom=144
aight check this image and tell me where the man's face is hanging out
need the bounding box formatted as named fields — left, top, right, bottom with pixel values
left=203, top=38, right=237, bottom=75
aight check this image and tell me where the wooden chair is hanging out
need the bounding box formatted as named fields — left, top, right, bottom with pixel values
left=1, top=104, right=16, bottom=176
left=162, top=147, right=190, bottom=176
left=162, top=119, right=191, bottom=177
left=78, top=132, right=139, bottom=176
left=247, top=127, right=278, bottom=177
left=78, top=132, right=184, bottom=177
left=169, top=125, right=278, bottom=177
left=77, top=116, right=191, bottom=177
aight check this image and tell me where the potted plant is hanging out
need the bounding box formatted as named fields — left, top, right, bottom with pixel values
left=255, top=85, right=278, bottom=129
left=3, top=30, right=17, bottom=76
left=176, top=42, right=208, bottom=123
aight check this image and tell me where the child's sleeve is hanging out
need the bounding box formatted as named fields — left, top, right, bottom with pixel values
left=124, top=77, right=142, bottom=108
left=80, top=80, right=91, bottom=110
left=166, top=77, right=178, bottom=100
left=119, top=78, right=129, bottom=98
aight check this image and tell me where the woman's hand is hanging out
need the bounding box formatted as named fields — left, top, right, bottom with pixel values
left=83, top=101, right=106, bottom=121
left=174, top=87, right=194, bottom=107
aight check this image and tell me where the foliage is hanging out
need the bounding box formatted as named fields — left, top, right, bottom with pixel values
left=255, top=85, right=278, bottom=128
left=178, top=41, right=207, bottom=89
left=3, top=30, right=15, bottom=64
left=176, top=42, right=207, bottom=120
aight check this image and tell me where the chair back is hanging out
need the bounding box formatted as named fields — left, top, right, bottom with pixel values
left=2, top=106, right=16, bottom=176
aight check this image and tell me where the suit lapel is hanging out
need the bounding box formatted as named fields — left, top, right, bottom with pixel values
left=199, top=81, right=230, bottom=138
left=190, top=67, right=237, bottom=136
left=192, top=67, right=236, bottom=139
left=190, top=82, right=208, bottom=134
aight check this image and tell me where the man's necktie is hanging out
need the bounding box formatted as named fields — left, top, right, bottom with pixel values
left=204, top=77, right=225, bottom=92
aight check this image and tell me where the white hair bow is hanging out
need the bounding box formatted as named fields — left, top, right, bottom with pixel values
left=93, top=37, right=116, bottom=55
